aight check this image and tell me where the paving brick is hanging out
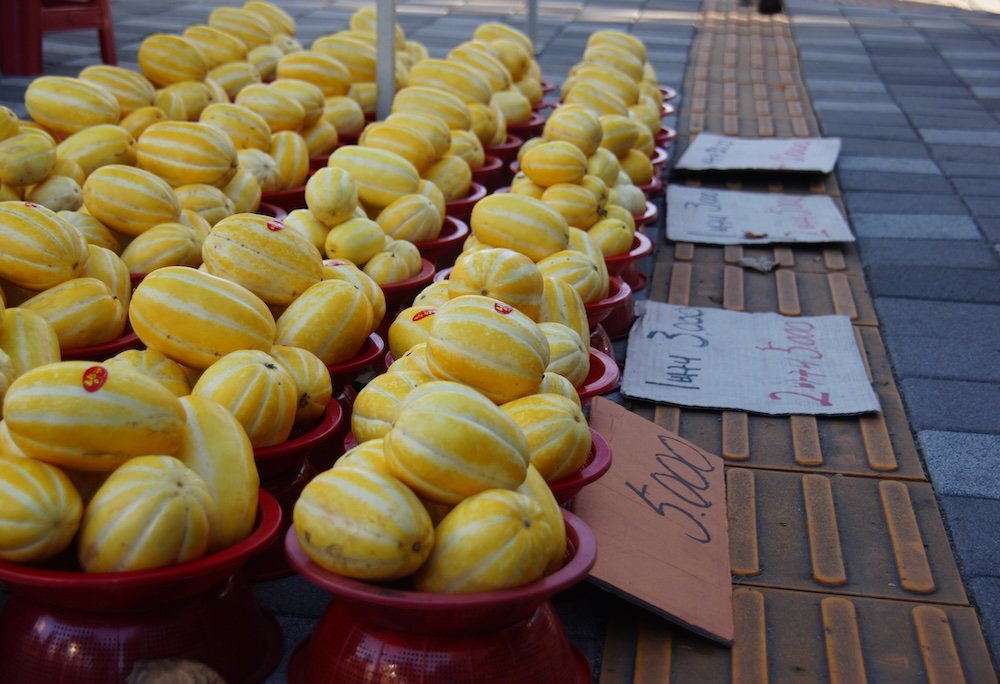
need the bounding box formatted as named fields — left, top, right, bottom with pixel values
left=858, top=237, right=998, bottom=268
left=929, top=143, right=1000, bottom=163
left=899, top=377, right=1000, bottom=433
left=909, top=113, right=1000, bottom=130
left=939, top=496, right=1000, bottom=578
left=967, top=577, right=1000, bottom=667
left=839, top=137, right=931, bottom=158
left=814, top=99, right=903, bottom=114
left=922, top=129, right=1000, bottom=147
left=880, top=332, right=1000, bottom=382
left=802, top=77, right=889, bottom=95
left=865, top=264, right=1000, bottom=304
left=964, top=195, right=1000, bottom=218
left=845, top=191, right=969, bottom=215
left=876, top=297, right=1000, bottom=340
left=837, top=156, right=941, bottom=175
left=837, top=170, right=952, bottom=193
left=919, top=431, right=1000, bottom=499
left=978, top=218, right=1000, bottom=242
left=821, top=121, right=922, bottom=141
left=952, top=177, right=1000, bottom=196
left=850, top=214, right=982, bottom=240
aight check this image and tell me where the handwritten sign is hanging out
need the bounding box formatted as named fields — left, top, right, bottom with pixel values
left=674, top=133, right=841, bottom=173
left=666, top=185, right=854, bottom=245
left=621, top=302, right=880, bottom=415
left=575, top=397, right=733, bottom=645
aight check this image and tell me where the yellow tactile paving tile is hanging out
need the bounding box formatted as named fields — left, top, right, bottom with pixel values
left=597, top=587, right=997, bottom=683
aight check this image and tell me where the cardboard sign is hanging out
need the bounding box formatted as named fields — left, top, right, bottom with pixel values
left=621, top=302, right=880, bottom=416
left=576, top=397, right=734, bottom=646
left=666, top=185, right=855, bottom=245
left=674, top=133, right=841, bottom=173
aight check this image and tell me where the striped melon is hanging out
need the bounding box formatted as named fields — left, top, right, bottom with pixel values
left=448, top=129, right=485, bottom=170
left=235, top=83, right=306, bottom=133
left=198, top=102, right=274, bottom=154
left=469, top=193, right=570, bottom=262
left=209, top=6, right=273, bottom=50
left=129, top=266, right=276, bottom=370
left=413, top=281, right=451, bottom=309
left=517, top=464, right=568, bottom=573
left=202, top=212, right=323, bottom=306
left=320, top=258, right=386, bottom=330
left=248, top=44, right=284, bottom=83
left=449, top=42, right=512, bottom=92
left=0, top=105, right=19, bottom=141
left=174, top=183, right=235, bottom=226
left=385, top=112, right=452, bottom=159
left=413, top=488, right=551, bottom=593
left=175, top=395, right=259, bottom=551
left=274, top=279, right=373, bottom=365
left=277, top=51, right=350, bottom=97
left=294, top=464, right=434, bottom=580
left=586, top=147, right=622, bottom=186
left=300, top=119, right=338, bottom=158
left=384, top=380, right=529, bottom=504
left=514, top=75, right=543, bottom=106
left=382, top=239, right=422, bottom=275
left=121, top=221, right=202, bottom=273
left=136, top=121, right=238, bottom=188
left=539, top=322, right=590, bottom=388
left=536, top=371, right=581, bottom=407
left=363, top=251, right=412, bottom=286
left=387, top=306, right=438, bottom=360
left=538, top=275, right=590, bottom=348
left=104, top=348, right=192, bottom=397
left=269, top=130, right=310, bottom=190
left=24, top=76, right=120, bottom=137
left=520, top=140, right=588, bottom=188
left=423, top=154, right=471, bottom=202
left=361, top=121, right=438, bottom=175
left=55, top=124, right=136, bottom=178
left=588, top=215, right=634, bottom=257
left=332, top=438, right=388, bottom=473
left=490, top=88, right=532, bottom=126
left=311, top=34, right=377, bottom=82
left=222, top=166, right=263, bottom=214
left=119, top=105, right=168, bottom=140
left=138, top=34, right=208, bottom=88
left=3, top=361, right=186, bottom=471
left=541, top=182, right=605, bottom=229
left=323, top=217, right=385, bottom=266
left=81, top=244, right=131, bottom=314
left=0, top=457, right=82, bottom=562
left=572, top=63, right=640, bottom=107
left=391, top=86, right=471, bottom=131
left=182, top=25, right=249, bottom=70
left=619, top=148, right=654, bottom=185
left=425, top=295, right=549, bottom=404
left=82, top=164, right=180, bottom=236
left=0, top=201, right=88, bottom=290
left=489, top=38, right=532, bottom=82
left=78, top=455, right=215, bottom=571
left=269, top=79, right=324, bottom=129
left=447, top=248, right=543, bottom=322
left=348, top=82, right=377, bottom=117
left=474, top=22, right=533, bottom=55
left=598, top=114, right=640, bottom=158
left=565, top=79, right=628, bottom=117
left=268, top=345, right=333, bottom=424
left=21, top=277, right=125, bottom=349
left=304, top=167, right=357, bottom=228
left=0, top=307, right=60, bottom=377
left=569, top=225, right=611, bottom=297
left=407, top=59, right=492, bottom=105
left=156, top=81, right=213, bottom=121
left=24, top=175, right=81, bottom=213
left=322, top=96, right=366, bottom=137
left=192, top=348, right=297, bottom=448
left=327, top=145, right=420, bottom=211
left=237, top=147, right=282, bottom=193
left=351, top=368, right=431, bottom=443
left=587, top=30, right=647, bottom=63
left=0, top=133, right=57, bottom=187
left=537, top=248, right=607, bottom=304
left=375, top=193, right=441, bottom=242
left=283, top=209, right=327, bottom=251
left=244, top=0, right=296, bottom=36
left=207, top=61, right=262, bottom=100
left=348, top=7, right=405, bottom=48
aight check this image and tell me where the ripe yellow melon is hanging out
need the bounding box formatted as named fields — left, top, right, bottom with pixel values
left=274, top=279, right=373, bottom=365
left=24, top=76, right=120, bottom=137
left=502, top=392, right=591, bottom=481
left=0, top=201, right=88, bottom=290
left=447, top=247, right=543, bottom=321
left=104, top=348, right=192, bottom=397
left=0, top=457, right=82, bottom=562
left=0, top=307, right=60, bottom=378
left=20, top=276, right=125, bottom=349
left=469, top=193, right=570, bottom=262
left=268, top=345, right=334, bottom=424
left=351, top=368, right=431, bottom=443
left=82, top=164, right=181, bottom=236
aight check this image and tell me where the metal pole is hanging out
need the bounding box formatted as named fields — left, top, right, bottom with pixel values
left=527, top=0, right=538, bottom=55
left=376, top=0, right=396, bottom=121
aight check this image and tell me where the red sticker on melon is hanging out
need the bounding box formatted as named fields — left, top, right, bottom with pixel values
left=494, top=302, right=513, bottom=314
left=81, top=366, right=108, bottom=393
left=266, top=220, right=284, bottom=232
left=24, top=202, right=41, bottom=209
left=412, top=309, right=436, bottom=322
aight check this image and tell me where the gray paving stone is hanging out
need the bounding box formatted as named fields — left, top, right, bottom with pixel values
left=845, top=191, right=969, bottom=215
left=921, top=129, right=1000, bottom=146
left=839, top=137, right=932, bottom=158
left=858, top=237, right=998, bottom=268
left=837, top=170, right=952, bottom=193
left=929, top=143, right=1000, bottom=163
left=953, top=177, right=1000, bottom=196
left=836, top=156, right=941, bottom=175
left=939, top=496, right=1000, bottom=578
left=909, top=113, right=1000, bottom=130
left=967, top=577, right=1000, bottom=668
left=264, top=614, right=315, bottom=684
left=252, top=575, right=331, bottom=620
left=919, top=431, right=1000, bottom=499
left=876, top=297, right=1000, bottom=341
left=889, top=84, right=974, bottom=98
left=899, top=377, right=1000, bottom=433
left=814, top=99, right=903, bottom=114
left=866, top=264, right=1000, bottom=303
left=879, top=332, right=1000, bottom=382
left=965, top=196, right=1000, bottom=218
left=821, top=121, right=921, bottom=141
left=978, top=218, right=1000, bottom=242
left=802, top=77, right=888, bottom=94
left=850, top=214, right=982, bottom=240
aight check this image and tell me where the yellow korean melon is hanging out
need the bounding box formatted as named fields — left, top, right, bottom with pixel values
left=3, top=361, right=186, bottom=472
left=0, top=133, right=57, bottom=187
left=587, top=30, right=647, bottom=63
left=82, top=164, right=181, bottom=236
left=360, top=121, right=438, bottom=175
left=327, top=145, right=420, bottom=211
left=0, top=307, right=60, bottom=378
left=235, top=83, right=306, bottom=134
left=323, top=217, right=385, bottom=267
left=490, top=88, right=532, bottom=127
left=449, top=41, right=512, bottom=92
left=322, top=96, right=366, bottom=137
left=248, top=44, right=284, bottom=83
left=541, top=182, right=606, bottom=230
left=425, top=295, right=549, bottom=404
left=543, top=104, right=603, bottom=156
left=80, top=243, right=130, bottom=312
left=103, top=348, right=192, bottom=397
left=199, top=102, right=271, bottom=152
left=0, top=201, right=88, bottom=290
left=20, top=277, right=125, bottom=349
left=277, top=51, right=351, bottom=98
left=137, top=121, right=238, bottom=188
left=206, top=61, right=262, bottom=101
left=488, top=39, right=532, bottom=81
left=119, top=105, right=169, bottom=140
left=222, top=166, right=263, bottom=214
left=24, top=76, right=120, bottom=137
left=269, top=78, right=324, bottom=129
left=268, top=345, right=334, bottom=424
left=202, top=212, right=324, bottom=307
left=182, top=25, right=249, bottom=70
left=59, top=210, right=120, bottom=253
left=407, top=58, right=492, bottom=106
left=192, top=348, right=297, bottom=448
left=413, top=280, right=451, bottom=309
left=78, top=455, right=216, bottom=572
left=244, top=0, right=296, bottom=36
left=305, top=166, right=358, bottom=229
left=502, top=392, right=591, bottom=482
left=269, top=130, right=311, bottom=190
left=517, top=464, right=568, bottom=574
left=376, top=193, right=441, bottom=243
left=332, top=438, right=388, bottom=473
left=363, top=251, right=412, bottom=286
left=413, top=488, right=553, bottom=593
left=320, top=258, right=386, bottom=330
left=423, top=154, right=471, bottom=202
left=175, top=395, right=259, bottom=552
left=24, top=176, right=82, bottom=213
left=598, top=114, right=640, bottom=158
left=536, top=371, right=582, bottom=407
left=385, top=112, right=452, bottom=160
left=129, top=266, right=276, bottom=370
left=274, top=279, right=373, bottom=365
left=384, top=381, right=529, bottom=504
left=447, top=247, right=543, bottom=322
left=174, top=183, right=235, bottom=227
left=350, top=368, right=432, bottom=443
left=469, top=193, right=570, bottom=262
left=586, top=147, right=622, bottom=187
left=312, top=33, right=377, bottom=82
left=121, top=221, right=202, bottom=273
left=294, top=464, right=434, bottom=580
left=300, top=119, right=339, bottom=158
left=619, top=148, right=655, bottom=185
left=568, top=226, right=611, bottom=297
left=448, top=129, right=485, bottom=170
left=588, top=215, right=635, bottom=257
left=77, top=65, right=155, bottom=117
left=539, top=321, right=590, bottom=388
left=209, top=6, right=273, bottom=50
left=387, top=306, right=438, bottom=360
left=0, top=457, right=82, bottom=562
left=537, top=248, right=607, bottom=304
left=520, top=140, right=588, bottom=188
left=391, top=86, right=471, bottom=131
left=137, top=34, right=207, bottom=87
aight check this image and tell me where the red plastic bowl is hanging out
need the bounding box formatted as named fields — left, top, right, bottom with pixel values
left=577, top=347, right=620, bottom=402
left=660, top=85, right=678, bottom=101
left=655, top=125, right=677, bottom=146
left=380, top=258, right=436, bottom=313
left=413, top=215, right=470, bottom=269
left=0, top=492, right=283, bottom=684
left=507, top=111, right=547, bottom=140
left=548, top=428, right=613, bottom=505
left=285, top=510, right=596, bottom=683
left=541, top=80, right=557, bottom=94
left=326, top=332, right=387, bottom=391
left=651, top=145, right=670, bottom=168
left=258, top=201, right=288, bottom=220
left=60, top=329, right=142, bottom=362
left=471, top=154, right=505, bottom=191
left=484, top=133, right=524, bottom=167
left=634, top=199, right=659, bottom=228
left=605, top=232, right=653, bottom=292
left=261, top=184, right=307, bottom=212
left=638, top=173, right=664, bottom=199
left=444, top=181, right=487, bottom=221
left=661, top=102, right=676, bottom=118
left=254, top=398, right=344, bottom=482
left=584, top=276, right=631, bottom=330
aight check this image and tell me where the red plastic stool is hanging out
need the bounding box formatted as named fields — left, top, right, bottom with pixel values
left=1, top=0, right=117, bottom=76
